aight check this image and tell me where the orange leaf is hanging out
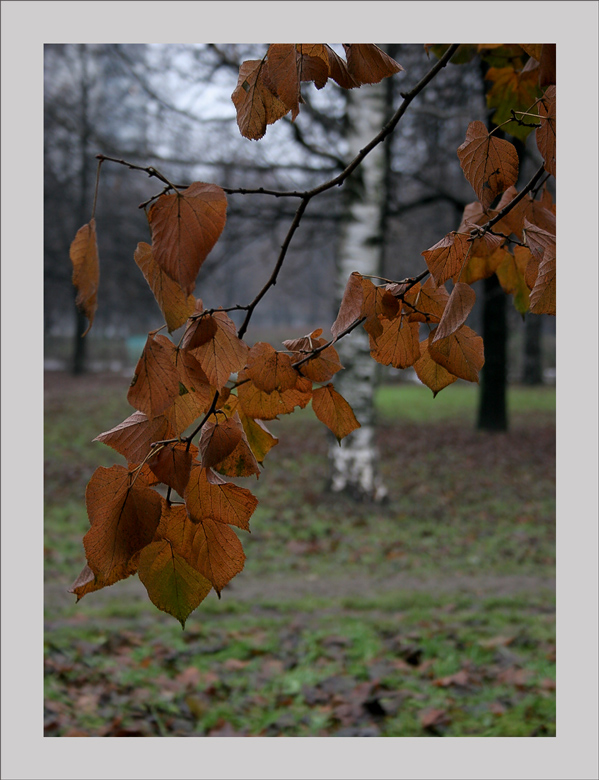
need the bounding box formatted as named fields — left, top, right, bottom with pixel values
left=173, top=347, right=213, bottom=412
left=232, top=58, right=289, bottom=140
left=369, top=318, right=420, bottom=369
left=432, top=282, right=476, bottom=342
left=127, top=331, right=180, bottom=418
left=523, top=219, right=555, bottom=263
left=148, top=182, right=227, bottom=295
left=185, top=464, right=258, bottom=530
left=148, top=442, right=193, bottom=496
left=360, top=277, right=401, bottom=339
left=213, top=421, right=261, bottom=479
left=184, top=515, right=245, bottom=594
left=404, top=278, right=449, bottom=324
left=343, top=44, right=404, bottom=85
left=222, top=396, right=279, bottom=465
left=185, top=311, right=249, bottom=390
left=296, top=44, right=330, bottom=88
left=238, top=371, right=312, bottom=421
left=331, top=271, right=364, bottom=338
left=422, top=232, right=471, bottom=287
left=311, top=384, right=360, bottom=443
left=94, top=411, right=175, bottom=466
left=70, top=219, right=99, bottom=336
left=457, top=121, right=519, bottom=209
left=69, top=559, right=139, bottom=601
left=428, top=325, right=485, bottom=383
left=198, top=414, right=244, bottom=471
left=246, top=342, right=298, bottom=394
left=83, top=465, right=162, bottom=582
left=529, top=249, right=556, bottom=315
left=536, top=86, right=556, bottom=177
left=324, top=45, right=360, bottom=89
left=133, top=242, right=196, bottom=332
left=266, top=44, right=302, bottom=120
left=284, top=331, right=343, bottom=383
left=413, top=337, right=458, bottom=397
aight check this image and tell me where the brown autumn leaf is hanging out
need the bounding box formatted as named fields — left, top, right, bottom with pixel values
left=369, top=317, right=421, bottom=369
left=284, top=330, right=343, bottom=384
left=173, top=347, right=213, bottom=408
left=343, top=44, right=404, bottom=85
left=331, top=271, right=364, bottom=338
left=69, top=559, right=139, bottom=601
left=237, top=370, right=312, bottom=421
left=198, top=414, right=244, bottom=471
left=185, top=311, right=249, bottom=391
left=83, top=465, right=162, bottom=582
left=222, top=396, right=279, bottom=465
left=432, top=282, right=476, bottom=342
left=296, top=44, right=330, bottom=88
left=70, top=218, right=99, bottom=336
left=180, top=305, right=219, bottom=350
left=127, top=331, right=180, bottom=418
left=428, top=325, right=485, bottom=383
left=460, top=245, right=505, bottom=285
left=184, top=515, right=245, bottom=595
left=148, top=442, right=193, bottom=496
left=413, top=337, right=458, bottom=397
left=232, top=58, right=290, bottom=140
left=404, top=278, right=449, bottom=323
left=422, top=232, right=471, bottom=287
left=204, top=411, right=261, bottom=479
left=266, top=44, right=302, bottom=120
left=523, top=218, right=555, bottom=262
left=185, top=464, right=258, bottom=530
left=536, top=86, right=556, bottom=177
left=148, top=182, right=227, bottom=295
left=360, top=277, right=401, bottom=339
left=246, top=342, right=298, bottom=394
left=311, top=384, right=360, bottom=443
left=138, top=504, right=212, bottom=627
left=94, top=411, right=175, bottom=466
left=163, top=385, right=213, bottom=437
left=457, top=120, right=519, bottom=209
left=529, top=249, right=556, bottom=315
left=133, top=242, right=196, bottom=332
left=324, top=44, right=360, bottom=89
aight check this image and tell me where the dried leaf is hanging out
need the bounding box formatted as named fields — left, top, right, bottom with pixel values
left=432, top=282, right=476, bottom=342
left=369, top=318, right=420, bottom=369
left=185, top=464, right=258, bottom=530
left=127, top=332, right=180, bottom=418
left=238, top=371, right=312, bottom=421
left=198, top=414, right=244, bottom=471
left=457, top=121, right=519, bottom=209
left=70, top=219, right=99, bottom=336
left=94, top=411, right=175, bottom=466
left=266, top=44, right=302, bottom=119
left=343, top=44, right=404, bottom=85
left=536, top=86, right=556, bottom=177
left=422, top=232, right=471, bottom=287
left=529, top=249, right=556, bottom=315
left=404, top=278, right=449, bottom=324
left=148, top=182, right=227, bottom=295
left=428, top=325, right=485, bottom=383
left=311, top=383, right=360, bottom=443
left=148, top=442, right=193, bottom=496
left=331, top=272, right=364, bottom=338
left=134, top=242, right=196, bottom=332
left=413, top=337, right=458, bottom=397
left=246, top=342, right=298, bottom=394
left=83, top=465, right=162, bottom=582
left=232, top=58, right=289, bottom=140
left=186, top=311, right=249, bottom=391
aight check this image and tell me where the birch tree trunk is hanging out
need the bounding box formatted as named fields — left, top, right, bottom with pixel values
left=328, top=81, right=388, bottom=502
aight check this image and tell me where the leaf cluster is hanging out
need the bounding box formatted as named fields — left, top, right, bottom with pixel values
left=68, top=43, right=556, bottom=625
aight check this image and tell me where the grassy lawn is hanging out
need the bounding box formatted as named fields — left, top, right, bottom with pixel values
left=44, top=372, right=555, bottom=737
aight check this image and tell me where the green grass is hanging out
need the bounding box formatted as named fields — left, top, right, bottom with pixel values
left=44, top=371, right=555, bottom=737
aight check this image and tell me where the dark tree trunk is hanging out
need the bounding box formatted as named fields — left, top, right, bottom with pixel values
left=477, top=274, right=508, bottom=431
left=522, top=313, right=543, bottom=385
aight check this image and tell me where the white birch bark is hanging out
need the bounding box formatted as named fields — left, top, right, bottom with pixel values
left=329, top=82, right=388, bottom=501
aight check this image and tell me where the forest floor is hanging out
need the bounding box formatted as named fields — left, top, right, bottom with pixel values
left=44, top=371, right=556, bottom=737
